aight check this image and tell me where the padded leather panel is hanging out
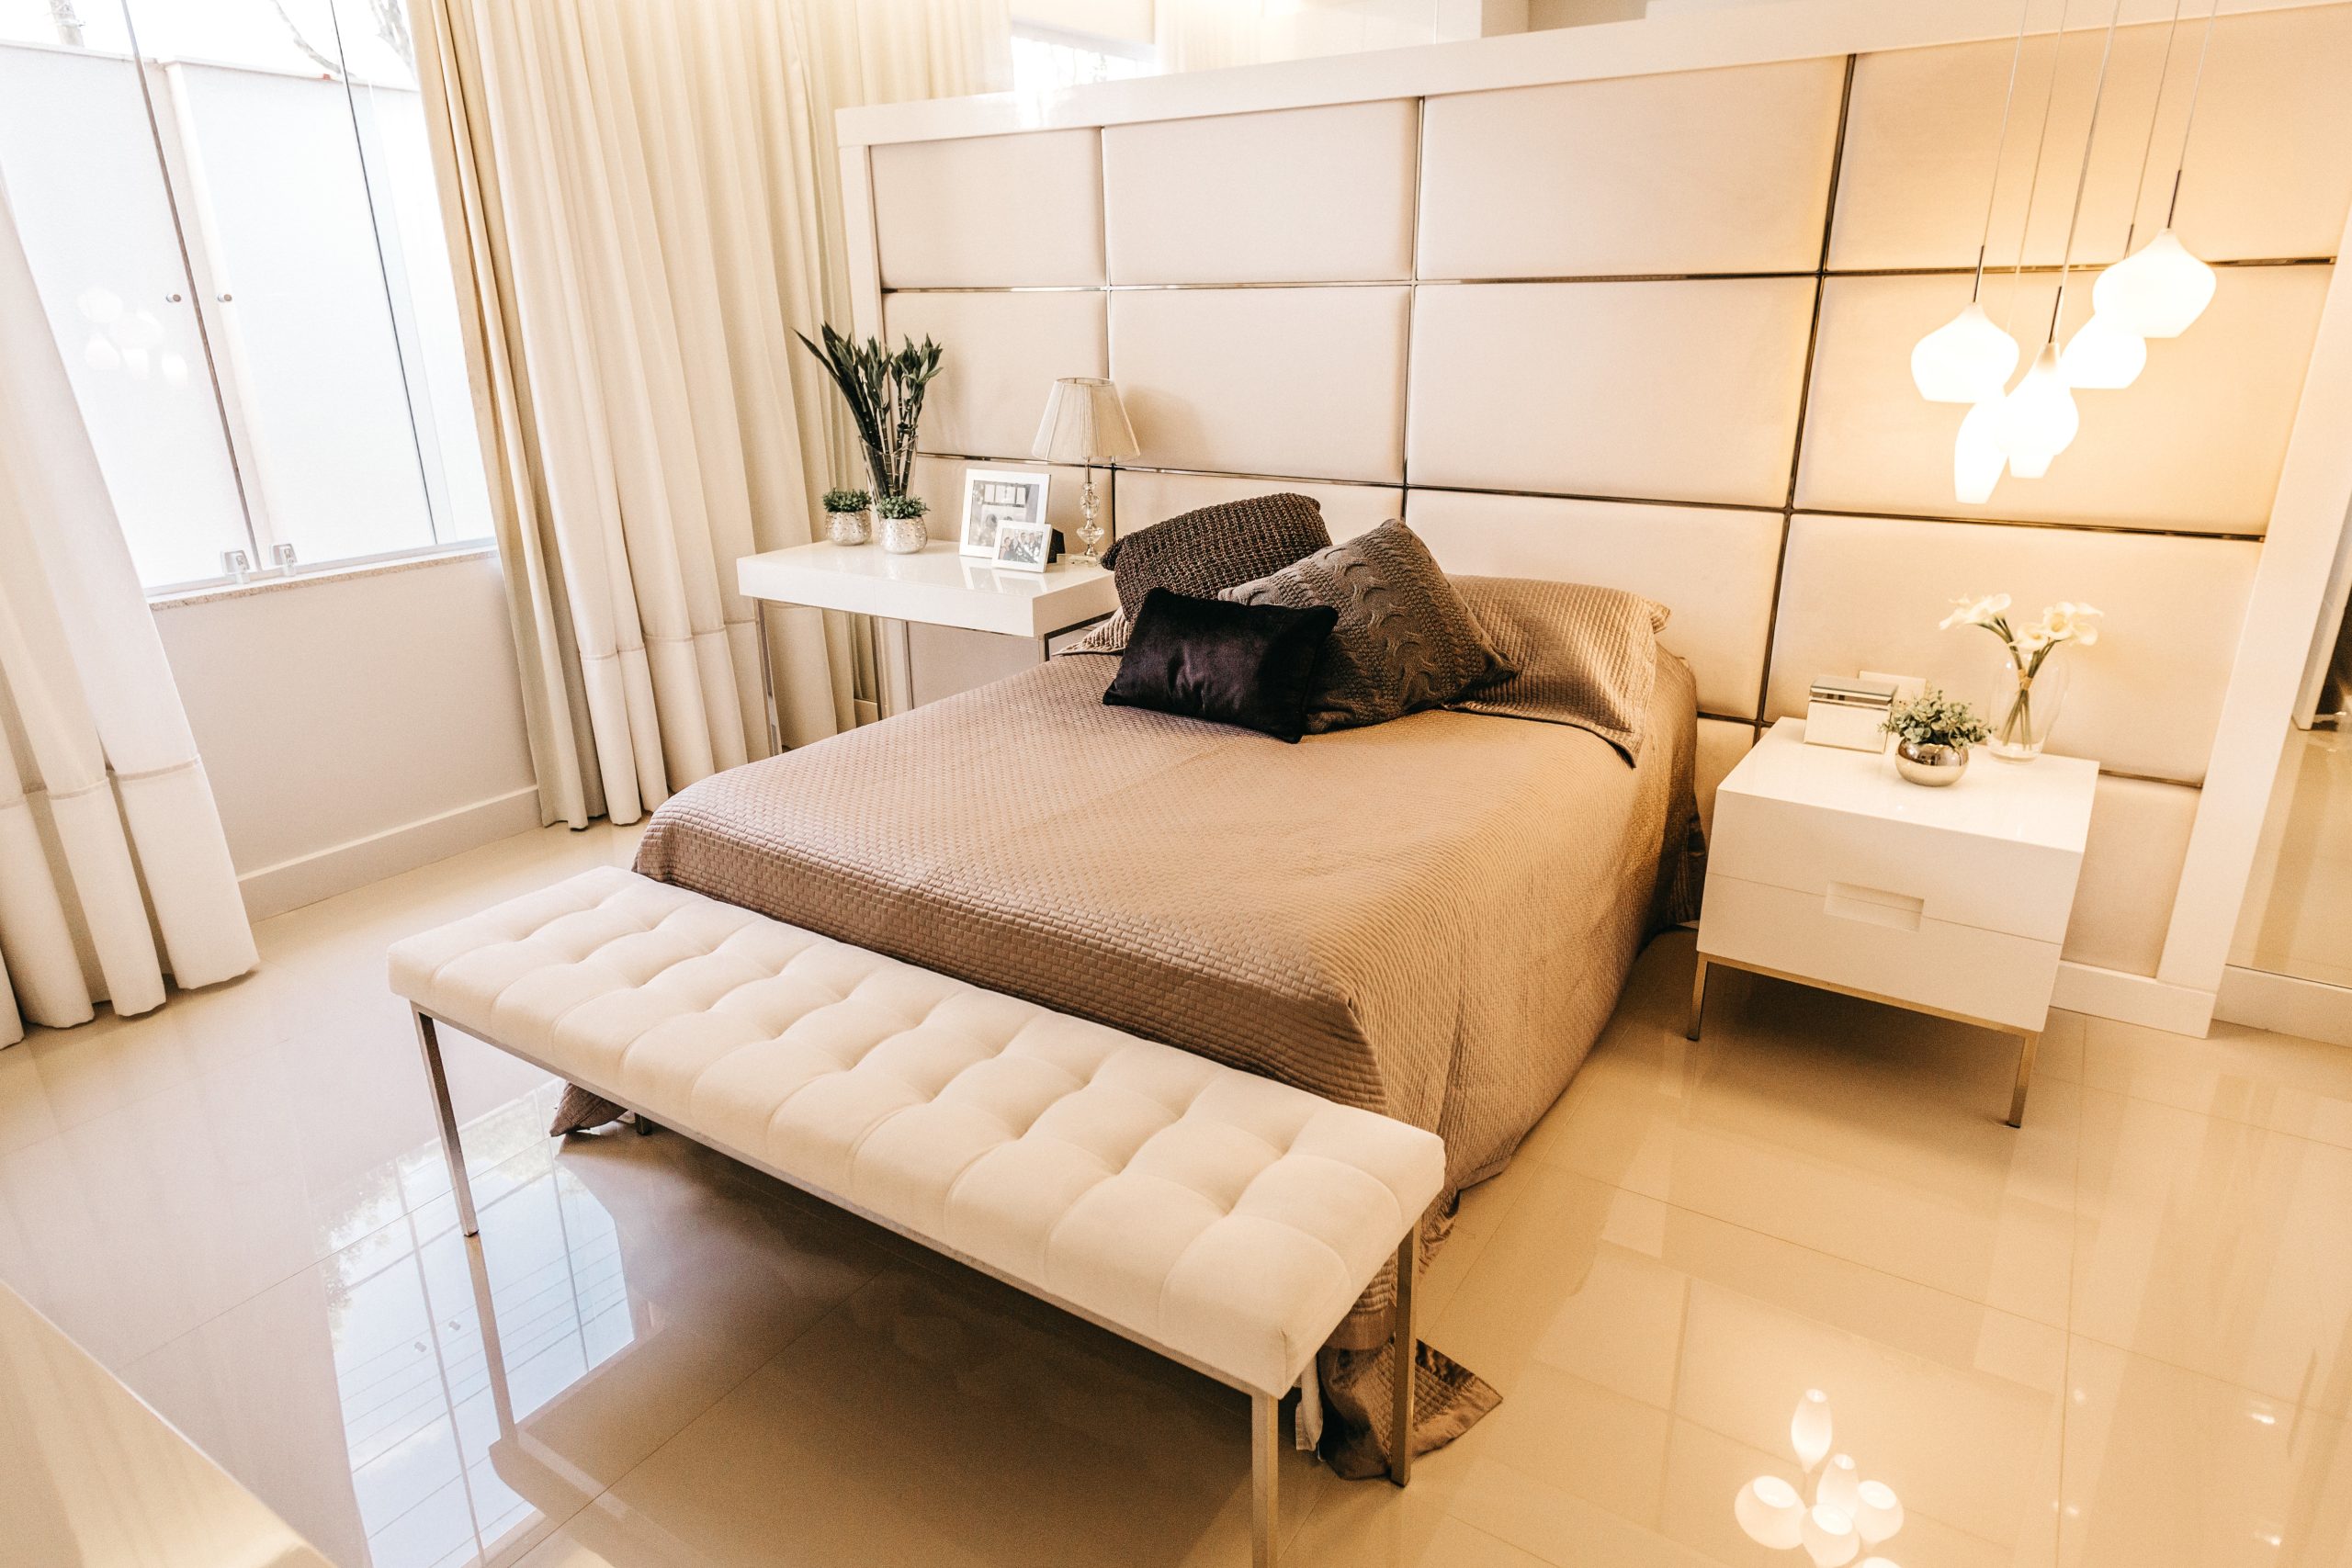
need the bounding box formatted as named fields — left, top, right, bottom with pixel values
left=1110, top=287, right=1409, bottom=483
left=1408, top=279, right=1816, bottom=507
left=1113, top=470, right=1402, bottom=545
left=888, top=291, right=1107, bottom=460
left=390, top=868, right=1443, bottom=1399
left=1104, top=100, right=1417, bottom=284
left=910, top=456, right=1095, bottom=547
left=1401, top=490, right=1781, bottom=719
left=1768, top=514, right=2257, bottom=785
left=873, top=130, right=1104, bottom=287
left=1694, top=718, right=1757, bottom=840
left=2064, top=775, right=2197, bottom=977
left=1797, top=267, right=2330, bottom=534
left=1419, top=60, right=1845, bottom=278
left=1833, top=7, right=2352, bottom=270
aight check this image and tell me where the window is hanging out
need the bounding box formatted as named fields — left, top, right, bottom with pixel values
left=0, top=0, right=490, bottom=592
left=1011, top=24, right=1154, bottom=96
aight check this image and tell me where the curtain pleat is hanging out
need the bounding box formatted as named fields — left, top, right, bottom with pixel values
left=0, top=175, right=257, bottom=1045
left=414, top=0, right=1005, bottom=829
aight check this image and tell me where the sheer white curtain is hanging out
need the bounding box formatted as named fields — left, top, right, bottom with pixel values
left=0, top=177, right=256, bottom=1047
left=415, top=0, right=1010, bottom=829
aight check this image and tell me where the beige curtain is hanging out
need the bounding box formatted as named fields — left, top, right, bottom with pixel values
left=0, top=176, right=256, bottom=1046
left=415, top=0, right=1009, bottom=829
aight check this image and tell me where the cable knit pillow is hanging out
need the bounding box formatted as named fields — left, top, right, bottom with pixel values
left=1219, top=518, right=1512, bottom=733
left=1090, top=492, right=1334, bottom=641
left=1444, top=575, right=1668, bottom=762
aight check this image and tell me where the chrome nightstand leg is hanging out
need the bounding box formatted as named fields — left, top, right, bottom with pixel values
left=753, top=604, right=782, bottom=759
left=2006, top=1029, right=2040, bottom=1129
left=1686, top=956, right=1709, bottom=1042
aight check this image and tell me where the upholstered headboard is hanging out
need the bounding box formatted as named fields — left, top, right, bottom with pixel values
left=842, top=0, right=2352, bottom=1018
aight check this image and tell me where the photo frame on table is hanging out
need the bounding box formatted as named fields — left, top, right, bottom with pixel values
left=991, top=518, right=1054, bottom=573
left=959, top=468, right=1051, bottom=559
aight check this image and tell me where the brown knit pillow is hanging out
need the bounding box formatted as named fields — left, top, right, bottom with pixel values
left=1445, top=575, right=1668, bottom=761
left=1103, top=492, right=1333, bottom=624
left=1220, top=518, right=1511, bottom=733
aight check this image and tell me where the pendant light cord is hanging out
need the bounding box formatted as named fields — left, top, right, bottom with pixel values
left=2121, top=0, right=2189, bottom=253
left=2165, top=0, right=2222, bottom=227
left=2045, top=0, right=2126, bottom=344
left=2002, top=0, right=2071, bottom=341
left=1973, top=0, right=2038, bottom=301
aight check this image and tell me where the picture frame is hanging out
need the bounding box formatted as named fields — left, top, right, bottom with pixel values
left=958, top=468, right=1051, bottom=559
left=991, top=518, right=1054, bottom=573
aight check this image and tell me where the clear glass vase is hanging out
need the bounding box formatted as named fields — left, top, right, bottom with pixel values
left=1985, top=650, right=2068, bottom=761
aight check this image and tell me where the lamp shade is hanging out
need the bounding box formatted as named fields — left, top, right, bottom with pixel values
left=2091, top=229, right=2215, bottom=339
left=1792, top=1389, right=1834, bottom=1472
left=1802, top=1506, right=1860, bottom=1568
left=1817, top=1455, right=1862, bottom=1520
left=2060, top=312, right=2146, bottom=390
left=1954, top=398, right=2007, bottom=503
left=1854, top=1481, right=1905, bottom=1546
left=1736, top=1476, right=1806, bottom=1550
left=1996, top=344, right=2077, bottom=476
left=1032, top=377, right=1140, bottom=465
left=1910, top=301, right=2019, bottom=403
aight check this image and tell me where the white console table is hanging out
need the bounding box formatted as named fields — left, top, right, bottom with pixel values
left=738, top=541, right=1117, bottom=742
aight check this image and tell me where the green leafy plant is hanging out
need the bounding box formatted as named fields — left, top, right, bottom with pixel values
left=821, top=488, right=872, bottom=513
left=875, top=493, right=928, bottom=520
left=1882, top=686, right=1990, bottom=750
left=797, top=324, right=943, bottom=500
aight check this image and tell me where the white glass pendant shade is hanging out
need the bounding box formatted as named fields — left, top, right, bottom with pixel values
left=1818, top=1454, right=1863, bottom=1519
left=1997, top=344, right=2078, bottom=476
left=1854, top=1481, right=1905, bottom=1545
left=1792, top=1389, right=1834, bottom=1471
left=1955, top=398, right=2007, bottom=503
left=1803, top=1506, right=1861, bottom=1568
left=2061, top=312, right=2146, bottom=389
left=2092, top=229, right=2215, bottom=339
left=1910, top=301, right=2020, bottom=403
left=1736, top=1476, right=1807, bottom=1549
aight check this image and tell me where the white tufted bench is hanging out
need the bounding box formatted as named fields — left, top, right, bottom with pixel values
left=388, top=866, right=1442, bottom=1565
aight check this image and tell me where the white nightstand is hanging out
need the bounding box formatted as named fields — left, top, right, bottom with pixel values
left=1688, top=717, right=2098, bottom=1126
left=738, top=541, right=1117, bottom=741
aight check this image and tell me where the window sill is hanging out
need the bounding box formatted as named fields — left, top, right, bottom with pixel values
left=148, top=543, right=498, bottom=611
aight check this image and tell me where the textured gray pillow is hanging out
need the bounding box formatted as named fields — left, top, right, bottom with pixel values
left=1220, top=518, right=1511, bottom=733
left=1445, top=575, right=1668, bottom=761
left=1102, top=491, right=1333, bottom=623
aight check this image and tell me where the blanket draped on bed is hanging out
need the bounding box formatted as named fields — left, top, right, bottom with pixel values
left=587, top=651, right=1702, bottom=1474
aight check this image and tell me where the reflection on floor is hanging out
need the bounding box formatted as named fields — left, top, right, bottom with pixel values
left=2235, top=725, right=2352, bottom=989
left=4, top=820, right=2351, bottom=1567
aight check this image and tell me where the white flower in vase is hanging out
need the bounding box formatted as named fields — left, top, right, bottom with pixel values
left=1941, top=593, right=2102, bottom=761
left=1938, top=592, right=2012, bottom=631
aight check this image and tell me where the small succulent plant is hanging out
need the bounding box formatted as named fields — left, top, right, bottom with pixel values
left=875, top=493, right=928, bottom=520
left=1883, top=686, right=1990, bottom=750
left=821, top=488, right=871, bottom=513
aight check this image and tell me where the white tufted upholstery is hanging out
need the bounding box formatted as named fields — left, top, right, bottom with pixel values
left=389, top=868, right=1444, bottom=1399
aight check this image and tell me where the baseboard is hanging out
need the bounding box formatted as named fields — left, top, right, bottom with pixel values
left=2052, top=960, right=2216, bottom=1037
left=2216, top=964, right=2352, bottom=1047
left=237, top=786, right=543, bottom=921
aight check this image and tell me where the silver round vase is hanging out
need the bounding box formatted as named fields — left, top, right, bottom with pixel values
left=1894, top=739, right=1971, bottom=786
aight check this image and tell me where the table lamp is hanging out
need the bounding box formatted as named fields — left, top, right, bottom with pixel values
left=1031, top=377, right=1138, bottom=567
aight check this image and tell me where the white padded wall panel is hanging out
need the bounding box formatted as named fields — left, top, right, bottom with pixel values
left=1768, top=515, right=2258, bottom=785
left=1833, top=8, right=2352, bottom=271
left=1419, top=60, right=1846, bottom=278
left=1103, top=101, right=1417, bottom=284
left=1114, top=471, right=1402, bottom=544
left=911, top=456, right=1093, bottom=546
left=1798, top=268, right=2329, bottom=533
left=1403, top=491, right=1781, bottom=719
left=1408, top=279, right=1815, bottom=507
left=888, top=291, right=1106, bottom=459
left=1695, top=718, right=1756, bottom=840
left=1111, top=288, right=1409, bottom=483
left=872, top=130, right=1103, bottom=286
left=2064, top=776, right=2199, bottom=977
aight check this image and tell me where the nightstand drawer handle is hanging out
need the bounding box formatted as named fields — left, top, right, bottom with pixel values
left=1824, top=882, right=1924, bottom=931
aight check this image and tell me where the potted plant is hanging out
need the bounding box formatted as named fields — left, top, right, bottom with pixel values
left=1939, top=593, right=2103, bottom=760
left=875, top=492, right=930, bottom=556
left=1882, top=686, right=1990, bottom=786
left=821, top=487, right=872, bottom=547
left=797, top=324, right=943, bottom=507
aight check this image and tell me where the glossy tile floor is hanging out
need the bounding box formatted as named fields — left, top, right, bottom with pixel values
left=5, top=822, right=2352, bottom=1567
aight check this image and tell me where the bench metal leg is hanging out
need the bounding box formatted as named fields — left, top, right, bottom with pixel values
left=413, top=1009, right=479, bottom=1237
left=1687, top=954, right=1709, bottom=1042
left=1390, top=1229, right=1416, bottom=1488
left=1251, top=1391, right=1279, bottom=1568
left=2006, top=1029, right=2041, bottom=1129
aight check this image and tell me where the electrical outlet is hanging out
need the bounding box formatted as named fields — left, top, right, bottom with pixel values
left=1864, top=670, right=1927, bottom=702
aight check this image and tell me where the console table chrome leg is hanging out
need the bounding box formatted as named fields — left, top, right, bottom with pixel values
left=1390, top=1228, right=1416, bottom=1489
left=753, top=603, right=782, bottom=759
left=1686, top=955, right=1709, bottom=1042
left=413, top=1009, right=479, bottom=1237
left=2007, top=1029, right=2040, bottom=1129
left=1252, top=1391, right=1279, bottom=1568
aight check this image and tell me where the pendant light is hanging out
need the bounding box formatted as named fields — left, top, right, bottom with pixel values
left=1954, top=398, right=2007, bottom=502
left=1912, top=0, right=2031, bottom=403
left=2002, top=0, right=2125, bottom=475
left=2094, top=0, right=2220, bottom=337
left=2066, top=0, right=2182, bottom=386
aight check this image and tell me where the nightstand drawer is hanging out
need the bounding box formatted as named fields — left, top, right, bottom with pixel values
left=1697, top=874, right=2060, bottom=1031
left=1710, top=789, right=2082, bottom=942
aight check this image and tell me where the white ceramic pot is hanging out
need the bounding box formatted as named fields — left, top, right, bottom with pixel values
left=826, top=507, right=871, bottom=547
left=878, top=513, right=928, bottom=555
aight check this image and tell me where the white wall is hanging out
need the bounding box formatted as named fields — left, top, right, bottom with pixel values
left=153, top=552, right=539, bottom=920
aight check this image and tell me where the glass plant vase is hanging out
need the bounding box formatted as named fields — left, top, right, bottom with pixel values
left=1985, top=651, right=2068, bottom=761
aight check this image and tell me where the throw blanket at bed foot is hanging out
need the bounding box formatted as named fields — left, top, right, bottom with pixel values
left=572, top=652, right=1702, bottom=1472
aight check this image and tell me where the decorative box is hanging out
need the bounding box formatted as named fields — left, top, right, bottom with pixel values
left=1804, top=677, right=1896, bottom=751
